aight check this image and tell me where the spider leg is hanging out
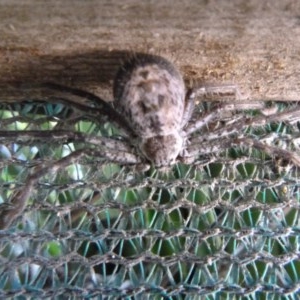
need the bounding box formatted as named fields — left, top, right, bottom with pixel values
left=183, top=136, right=234, bottom=162
left=42, top=83, right=136, bottom=136
left=0, top=130, right=134, bottom=152
left=2, top=82, right=135, bottom=136
left=184, top=102, right=300, bottom=165
left=188, top=102, right=300, bottom=144
left=191, top=83, right=244, bottom=100
left=234, top=137, right=300, bottom=166
left=184, top=134, right=300, bottom=168
left=181, top=88, right=195, bottom=127
left=0, top=146, right=142, bottom=229
left=184, top=100, right=264, bottom=136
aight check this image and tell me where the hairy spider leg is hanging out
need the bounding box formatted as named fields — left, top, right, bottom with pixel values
left=0, top=130, right=135, bottom=152
left=185, top=133, right=300, bottom=168
left=235, top=137, right=300, bottom=167
left=185, top=103, right=300, bottom=166
left=189, top=102, right=300, bottom=144
left=0, top=143, right=142, bottom=229
left=181, top=88, right=196, bottom=128
left=192, top=84, right=244, bottom=101
left=43, top=83, right=135, bottom=137
left=184, top=100, right=264, bottom=136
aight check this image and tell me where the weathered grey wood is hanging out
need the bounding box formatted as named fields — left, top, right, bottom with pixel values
left=0, top=0, right=299, bottom=101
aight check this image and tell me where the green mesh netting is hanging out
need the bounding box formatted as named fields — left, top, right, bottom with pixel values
left=0, top=96, right=300, bottom=299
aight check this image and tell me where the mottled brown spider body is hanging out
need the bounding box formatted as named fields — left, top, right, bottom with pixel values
left=113, top=54, right=192, bottom=167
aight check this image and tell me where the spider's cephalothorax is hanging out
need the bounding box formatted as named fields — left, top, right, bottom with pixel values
left=113, top=54, right=193, bottom=167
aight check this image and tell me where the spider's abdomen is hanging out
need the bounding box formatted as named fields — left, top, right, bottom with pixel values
left=113, top=54, right=186, bottom=138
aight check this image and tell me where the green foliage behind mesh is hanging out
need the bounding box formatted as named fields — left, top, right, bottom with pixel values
left=0, top=100, right=300, bottom=299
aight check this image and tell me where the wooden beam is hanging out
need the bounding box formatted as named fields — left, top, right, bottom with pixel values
left=0, top=0, right=299, bottom=101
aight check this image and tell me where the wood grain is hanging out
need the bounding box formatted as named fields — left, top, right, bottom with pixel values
left=0, top=0, right=299, bottom=101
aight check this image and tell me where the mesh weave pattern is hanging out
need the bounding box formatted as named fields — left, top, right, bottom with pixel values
left=0, top=97, right=300, bottom=299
